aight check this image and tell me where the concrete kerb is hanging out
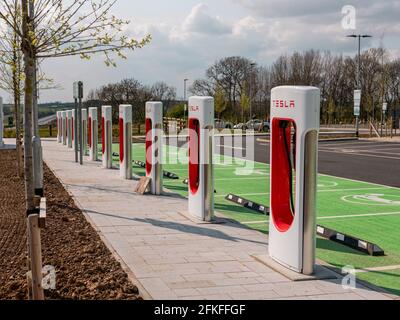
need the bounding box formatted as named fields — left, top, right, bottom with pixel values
left=44, top=160, right=153, bottom=300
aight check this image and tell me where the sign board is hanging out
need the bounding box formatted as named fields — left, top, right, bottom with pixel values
left=73, top=81, right=84, bottom=99
left=383, top=103, right=388, bottom=113
left=354, top=90, right=361, bottom=117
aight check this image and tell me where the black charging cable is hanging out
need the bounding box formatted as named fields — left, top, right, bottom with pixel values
left=280, top=121, right=295, bottom=216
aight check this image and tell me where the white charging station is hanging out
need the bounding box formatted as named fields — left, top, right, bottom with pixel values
left=72, top=109, right=76, bottom=151
left=145, top=102, right=163, bottom=195
left=88, top=107, right=98, bottom=161
left=188, top=96, right=215, bottom=222
left=57, top=111, right=62, bottom=143
left=102, top=106, right=112, bottom=169
left=119, top=105, right=132, bottom=179
left=67, top=110, right=73, bottom=149
left=82, top=109, right=88, bottom=156
left=61, top=111, right=67, bottom=145
left=269, top=86, right=320, bottom=275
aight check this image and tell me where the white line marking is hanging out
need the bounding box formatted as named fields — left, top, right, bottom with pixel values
left=319, top=149, right=400, bottom=160
left=242, top=220, right=269, bottom=225
left=165, top=166, right=267, bottom=172
left=319, top=187, right=393, bottom=193
left=165, top=143, right=400, bottom=190
left=354, top=150, right=400, bottom=156
left=214, top=187, right=392, bottom=197
left=354, top=265, right=400, bottom=274
left=320, top=141, right=397, bottom=148
left=318, top=173, right=400, bottom=191
left=216, top=144, right=245, bottom=150
left=240, top=212, right=400, bottom=224
left=318, top=211, right=400, bottom=220
left=216, top=192, right=270, bottom=198
left=320, top=148, right=400, bottom=156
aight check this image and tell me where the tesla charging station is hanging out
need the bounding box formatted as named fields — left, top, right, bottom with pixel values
left=62, top=111, right=67, bottom=145
left=67, top=110, right=73, bottom=148
left=188, top=96, right=214, bottom=222
left=145, top=102, right=163, bottom=195
left=119, top=105, right=132, bottom=179
left=102, top=106, right=112, bottom=169
left=269, top=86, right=320, bottom=275
left=82, top=109, right=88, bottom=156
left=57, top=111, right=62, bottom=143
left=72, top=110, right=76, bottom=151
left=88, top=107, right=98, bottom=161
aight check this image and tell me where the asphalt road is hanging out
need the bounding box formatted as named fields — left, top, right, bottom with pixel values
left=221, top=137, right=400, bottom=188
left=165, top=135, right=400, bottom=188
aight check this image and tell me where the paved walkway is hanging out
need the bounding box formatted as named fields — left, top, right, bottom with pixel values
left=40, top=138, right=394, bottom=300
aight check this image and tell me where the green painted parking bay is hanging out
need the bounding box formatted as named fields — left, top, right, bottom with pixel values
left=101, top=143, right=400, bottom=296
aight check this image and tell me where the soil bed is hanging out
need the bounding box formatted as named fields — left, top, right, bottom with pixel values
left=0, top=150, right=141, bottom=300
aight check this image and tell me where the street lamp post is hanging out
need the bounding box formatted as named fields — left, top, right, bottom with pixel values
left=249, top=63, right=256, bottom=121
left=347, top=34, right=372, bottom=137
left=184, top=78, right=189, bottom=123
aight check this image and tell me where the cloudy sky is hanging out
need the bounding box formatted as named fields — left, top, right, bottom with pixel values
left=3, top=0, right=400, bottom=103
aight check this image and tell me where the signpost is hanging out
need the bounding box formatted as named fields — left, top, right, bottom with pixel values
left=382, top=103, right=388, bottom=137
left=73, top=81, right=84, bottom=165
left=354, top=90, right=361, bottom=137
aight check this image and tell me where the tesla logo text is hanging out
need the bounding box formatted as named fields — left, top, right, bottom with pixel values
left=273, top=100, right=295, bottom=108
left=190, top=105, right=199, bottom=112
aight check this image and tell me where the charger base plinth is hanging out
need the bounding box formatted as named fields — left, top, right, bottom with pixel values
left=253, top=254, right=338, bottom=281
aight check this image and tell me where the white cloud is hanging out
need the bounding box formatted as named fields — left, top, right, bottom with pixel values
left=170, top=3, right=232, bottom=41
left=9, top=1, right=399, bottom=103
left=183, top=3, right=231, bottom=35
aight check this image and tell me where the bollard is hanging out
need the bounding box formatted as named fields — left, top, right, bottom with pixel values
left=145, top=102, right=163, bottom=195
left=269, top=86, right=320, bottom=275
left=57, top=111, right=62, bottom=143
left=102, top=106, right=112, bottom=169
left=61, top=111, right=67, bottom=146
left=82, top=109, right=88, bottom=156
left=119, top=105, right=132, bottom=179
left=188, top=96, right=215, bottom=222
left=67, top=110, right=73, bottom=149
left=88, top=107, right=98, bottom=161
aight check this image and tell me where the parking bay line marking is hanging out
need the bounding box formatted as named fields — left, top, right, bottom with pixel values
left=214, top=187, right=393, bottom=197
left=216, top=144, right=246, bottom=151
left=354, top=265, right=400, bottom=274
left=318, top=211, right=400, bottom=220
left=164, top=144, right=400, bottom=190
left=241, top=211, right=400, bottom=225
left=319, top=149, right=400, bottom=161
left=319, top=148, right=400, bottom=156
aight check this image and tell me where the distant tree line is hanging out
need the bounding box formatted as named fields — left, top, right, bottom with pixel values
left=86, top=49, right=400, bottom=126
left=190, top=49, right=400, bottom=125
left=86, top=79, right=177, bottom=123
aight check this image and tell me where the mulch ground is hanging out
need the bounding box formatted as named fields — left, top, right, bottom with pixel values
left=0, top=150, right=141, bottom=300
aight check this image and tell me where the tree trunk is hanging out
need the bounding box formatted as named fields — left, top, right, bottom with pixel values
left=13, top=45, right=23, bottom=177
left=21, top=0, right=34, bottom=211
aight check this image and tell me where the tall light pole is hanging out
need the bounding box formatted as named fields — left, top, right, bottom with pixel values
left=347, top=34, right=372, bottom=137
left=249, top=63, right=256, bottom=120
left=184, top=78, right=189, bottom=122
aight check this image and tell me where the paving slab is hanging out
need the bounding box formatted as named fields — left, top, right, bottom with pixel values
left=41, top=138, right=394, bottom=300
